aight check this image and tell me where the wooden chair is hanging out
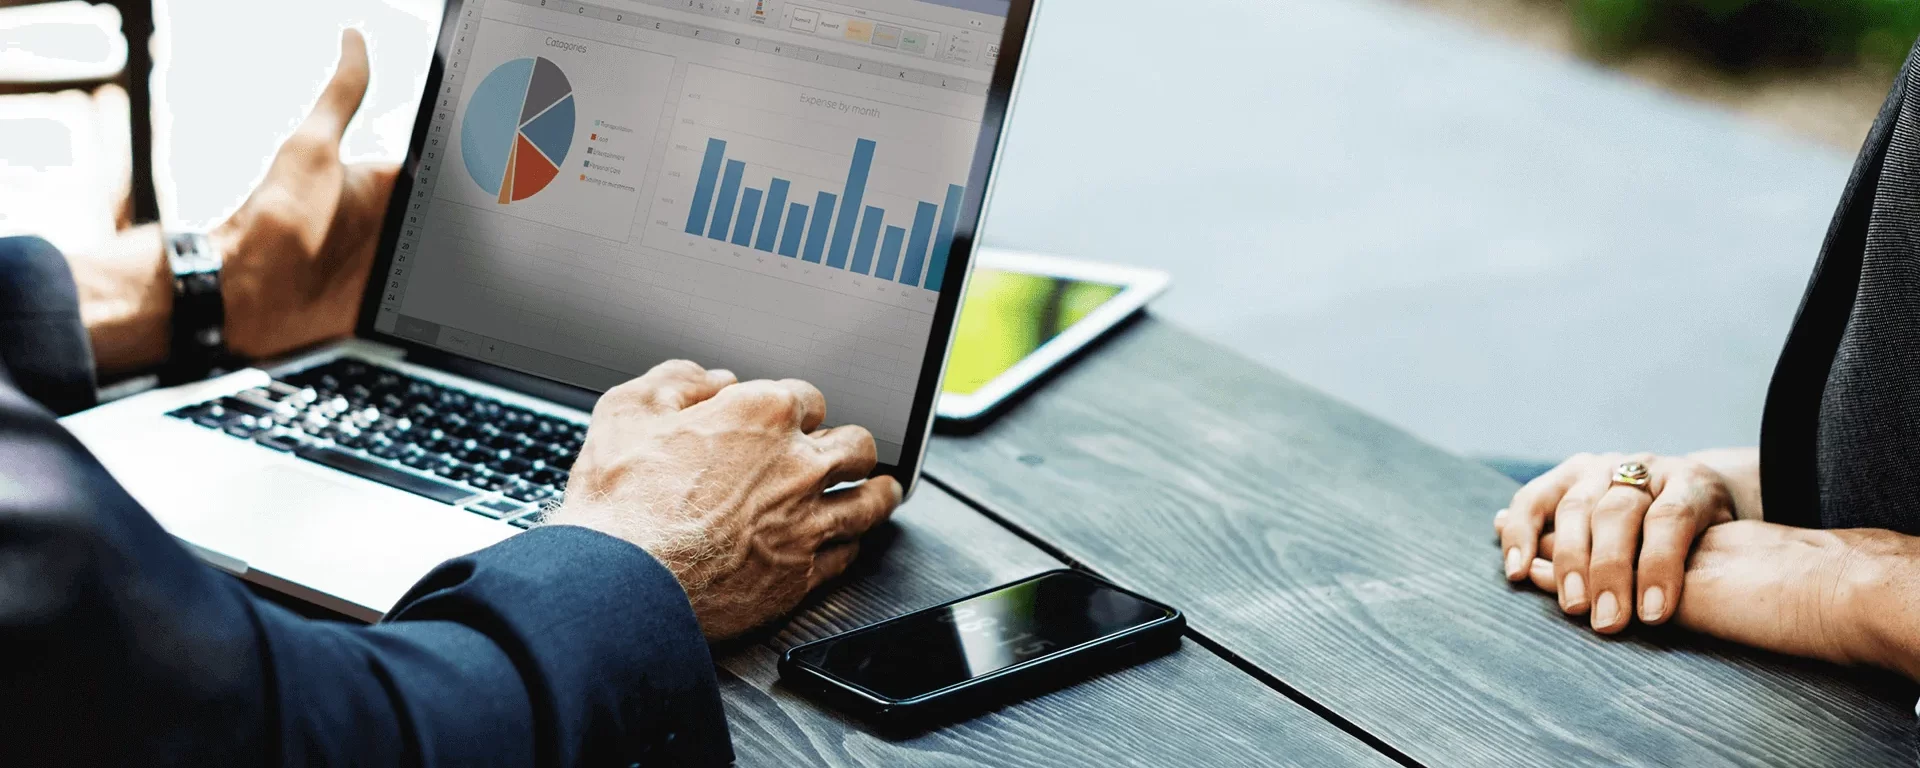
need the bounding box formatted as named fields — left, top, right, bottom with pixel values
left=1, top=0, right=158, bottom=229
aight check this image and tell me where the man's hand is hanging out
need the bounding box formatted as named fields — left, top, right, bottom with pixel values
left=213, top=28, right=398, bottom=360
left=544, top=360, right=904, bottom=640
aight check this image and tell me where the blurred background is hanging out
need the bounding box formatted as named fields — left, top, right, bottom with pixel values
left=0, top=0, right=1903, bottom=470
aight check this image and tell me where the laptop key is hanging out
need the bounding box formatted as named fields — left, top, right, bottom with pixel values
left=471, top=497, right=528, bottom=519
left=294, top=445, right=479, bottom=506
left=218, top=396, right=273, bottom=420
left=255, top=432, right=303, bottom=453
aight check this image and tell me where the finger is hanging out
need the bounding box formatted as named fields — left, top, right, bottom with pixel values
left=299, top=29, right=373, bottom=143
left=1500, top=456, right=1586, bottom=582
left=813, top=477, right=903, bottom=542
left=775, top=378, right=828, bottom=431
left=811, top=425, right=880, bottom=486
left=1636, top=462, right=1708, bottom=625
left=1551, top=464, right=1611, bottom=615
left=1493, top=507, right=1508, bottom=540
left=809, top=542, right=861, bottom=591
left=611, top=361, right=734, bottom=414
left=1539, top=531, right=1556, bottom=560
left=1529, top=557, right=1556, bottom=592
left=1586, top=482, right=1654, bottom=634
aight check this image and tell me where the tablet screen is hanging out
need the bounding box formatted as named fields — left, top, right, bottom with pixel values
left=942, top=268, right=1126, bottom=396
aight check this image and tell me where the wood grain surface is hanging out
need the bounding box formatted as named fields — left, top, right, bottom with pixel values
left=927, top=317, right=1920, bottom=767
left=713, top=484, right=1395, bottom=767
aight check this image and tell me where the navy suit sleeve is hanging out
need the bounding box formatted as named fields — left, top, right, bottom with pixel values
left=0, top=236, right=733, bottom=767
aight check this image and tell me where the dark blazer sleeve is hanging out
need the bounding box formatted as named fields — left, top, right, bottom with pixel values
left=0, top=236, right=733, bottom=767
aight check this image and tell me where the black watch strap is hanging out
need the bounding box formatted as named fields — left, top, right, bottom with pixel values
left=161, top=231, right=227, bottom=384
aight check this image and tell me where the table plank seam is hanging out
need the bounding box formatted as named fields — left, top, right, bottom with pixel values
left=919, top=471, right=1429, bottom=768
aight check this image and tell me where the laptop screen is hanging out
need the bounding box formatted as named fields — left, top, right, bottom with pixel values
left=373, top=0, right=1012, bottom=464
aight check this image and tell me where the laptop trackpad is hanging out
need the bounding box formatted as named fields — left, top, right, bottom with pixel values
left=168, top=464, right=512, bottom=616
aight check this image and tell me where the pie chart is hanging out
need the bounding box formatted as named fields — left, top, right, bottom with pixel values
left=461, top=56, right=575, bottom=204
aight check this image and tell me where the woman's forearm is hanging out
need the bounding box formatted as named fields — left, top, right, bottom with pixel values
left=1850, top=543, right=1920, bottom=680
left=1687, top=447, right=1763, bottom=521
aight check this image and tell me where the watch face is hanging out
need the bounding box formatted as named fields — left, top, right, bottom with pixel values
left=166, top=232, right=223, bottom=277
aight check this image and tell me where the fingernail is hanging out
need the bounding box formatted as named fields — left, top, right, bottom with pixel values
left=1641, top=586, right=1665, bottom=621
left=1494, top=507, right=1509, bottom=524
left=1562, top=572, right=1586, bottom=609
left=1593, top=591, right=1619, bottom=628
left=889, top=477, right=904, bottom=504
left=1504, top=548, right=1522, bottom=578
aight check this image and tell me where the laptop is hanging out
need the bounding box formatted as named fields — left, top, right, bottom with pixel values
left=60, top=0, right=1037, bottom=621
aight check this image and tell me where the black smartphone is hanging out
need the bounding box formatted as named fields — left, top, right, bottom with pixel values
left=778, top=569, right=1184, bottom=725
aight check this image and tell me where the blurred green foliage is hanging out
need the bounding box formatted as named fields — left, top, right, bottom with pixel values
left=1570, top=0, right=1920, bottom=71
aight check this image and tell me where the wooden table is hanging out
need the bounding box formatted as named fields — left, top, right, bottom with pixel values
left=929, top=317, right=1918, bottom=766
left=714, top=485, right=1392, bottom=767
left=728, top=316, right=1919, bottom=767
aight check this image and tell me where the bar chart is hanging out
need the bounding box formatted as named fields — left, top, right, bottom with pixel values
left=645, top=65, right=983, bottom=297
left=682, top=135, right=965, bottom=292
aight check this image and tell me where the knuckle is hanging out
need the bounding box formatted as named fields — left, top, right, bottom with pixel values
left=1508, top=485, right=1546, bottom=513
left=1588, top=551, right=1632, bottom=574
left=1591, top=494, right=1642, bottom=521
left=1636, top=544, right=1684, bottom=569
left=840, top=424, right=877, bottom=451
left=655, top=359, right=703, bottom=378
left=1550, top=531, right=1588, bottom=560
left=765, top=385, right=800, bottom=411
left=1644, top=501, right=1692, bottom=523
left=605, top=379, right=653, bottom=405
left=1557, top=493, right=1597, bottom=515
left=783, top=379, right=824, bottom=405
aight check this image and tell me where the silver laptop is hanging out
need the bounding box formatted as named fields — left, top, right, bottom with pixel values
left=61, top=0, right=1036, bottom=621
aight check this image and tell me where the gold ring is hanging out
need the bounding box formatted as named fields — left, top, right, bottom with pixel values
left=1612, top=461, right=1652, bottom=490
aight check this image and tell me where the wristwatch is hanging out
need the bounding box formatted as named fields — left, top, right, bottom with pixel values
left=161, top=231, right=227, bottom=383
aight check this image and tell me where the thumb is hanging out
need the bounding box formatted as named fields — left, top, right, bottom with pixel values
left=298, top=29, right=372, bottom=143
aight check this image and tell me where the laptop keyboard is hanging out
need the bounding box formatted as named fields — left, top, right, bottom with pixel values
left=167, top=357, right=585, bottom=528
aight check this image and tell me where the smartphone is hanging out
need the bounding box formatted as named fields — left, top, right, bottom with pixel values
left=779, top=569, right=1184, bottom=725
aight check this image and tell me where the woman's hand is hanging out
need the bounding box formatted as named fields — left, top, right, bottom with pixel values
left=213, top=29, right=399, bottom=360
left=1522, top=520, right=1920, bottom=679
left=1496, top=452, right=1742, bottom=633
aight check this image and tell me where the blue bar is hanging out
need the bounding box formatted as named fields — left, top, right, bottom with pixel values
left=778, top=202, right=808, bottom=257
left=754, top=178, right=790, bottom=252
left=731, top=187, right=762, bottom=246
left=875, top=225, right=905, bottom=281
left=900, top=201, right=937, bottom=286
left=850, top=206, right=885, bottom=274
left=707, top=160, right=745, bottom=241
left=926, top=184, right=965, bottom=291
left=685, top=138, right=727, bottom=235
left=803, top=191, right=836, bottom=263
left=826, top=138, right=876, bottom=268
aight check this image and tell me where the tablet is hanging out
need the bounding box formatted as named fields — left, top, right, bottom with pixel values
left=937, top=250, right=1169, bottom=423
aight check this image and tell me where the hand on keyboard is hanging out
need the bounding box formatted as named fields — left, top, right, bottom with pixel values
left=545, top=359, right=903, bottom=640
